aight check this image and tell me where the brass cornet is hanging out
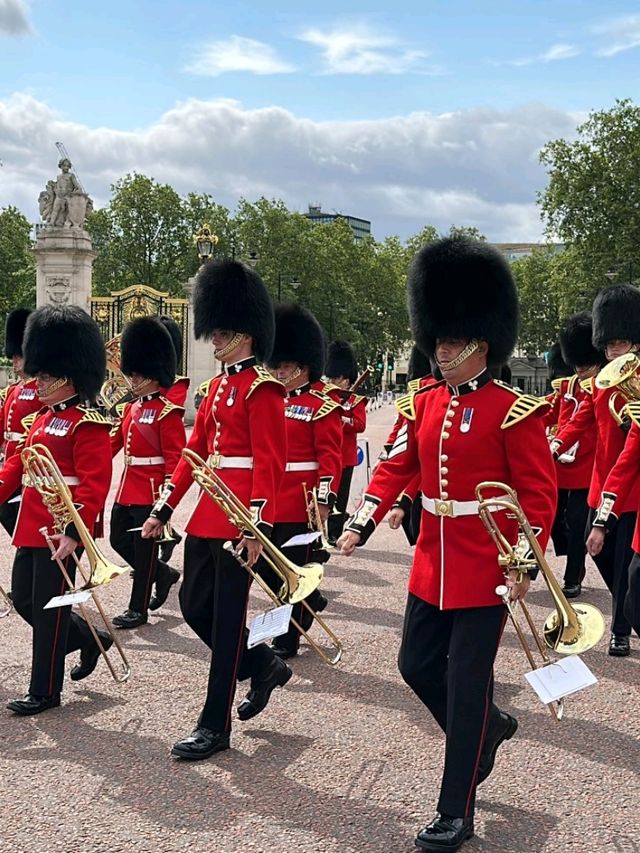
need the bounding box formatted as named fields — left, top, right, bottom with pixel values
left=21, top=444, right=131, bottom=683
left=475, top=481, right=605, bottom=720
left=302, top=482, right=331, bottom=557
left=595, top=352, right=640, bottom=425
left=152, top=482, right=181, bottom=545
left=182, top=449, right=343, bottom=665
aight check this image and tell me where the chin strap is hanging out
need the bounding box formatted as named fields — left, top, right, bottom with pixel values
left=38, top=376, right=69, bottom=399
left=283, top=366, right=303, bottom=387
left=215, top=333, right=245, bottom=360
left=438, top=340, right=479, bottom=371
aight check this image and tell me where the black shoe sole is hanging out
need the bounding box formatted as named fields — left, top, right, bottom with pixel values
left=609, top=646, right=631, bottom=657
left=171, top=738, right=230, bottom=760
left=415, top=828, right=474, bottom=851
left=7, top=697, right=61, bottom=716
left=148, top=573, right=180, bottom=611
left=237, top=664, right=293, bottom=721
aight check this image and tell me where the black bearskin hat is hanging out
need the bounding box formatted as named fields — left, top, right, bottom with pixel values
left=326, top=340, right=357, bottom=384
left=547, top=342, right=571, bottom=380
left=23, top=306, right=106, bottom=402
left=121, top=317, right=176, bottom=388
left=559, top=311, right=604, bottom=369
left=489, top=363, right=512, bottom=383
left=592, top=285, right=640, bottom=350
left=408, top=237, right=519, bottom=367
left=4, top=308, right=32, bottom=358
left=193, top=258, right=274, bottom=361
left=266, top=304, right=326, bottom=382
left=158, top=314, right=183, bottom=365
left=407, top=345, right=432, bottom=382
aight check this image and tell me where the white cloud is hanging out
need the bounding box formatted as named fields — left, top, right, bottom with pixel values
left=0, top=93, right=579, bottom=242
left=299, top=23, right=430, bottom=75
left=494, top=42, right=580, bottom=67
left=185, top=35, right=295, bottom=76
left=593, top=14, right=640, bottom=57
left=0, top=0, right=32, bottom=35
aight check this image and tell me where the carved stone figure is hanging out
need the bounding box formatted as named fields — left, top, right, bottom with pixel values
left=39, top=158, right=93, bottom=228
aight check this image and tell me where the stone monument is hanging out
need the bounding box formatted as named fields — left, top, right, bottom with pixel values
left=32, top=157, right=95, bottom=313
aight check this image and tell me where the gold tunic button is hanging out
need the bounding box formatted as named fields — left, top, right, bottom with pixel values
left=440, top=454, right=448, bottom=462
left=440, top=467, right=448, bottom=474
left=442, top=432, right=450, bottom=440
left=451, top=399, right=460, bottom=407
left=444, top=421, right=452, bottom=429
left=441, top=479, right=448, bottom=487
left=441, top=491, right=449, bottom=499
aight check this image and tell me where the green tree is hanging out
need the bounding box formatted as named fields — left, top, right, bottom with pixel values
left=539, top=98, right=640, bottom=285
left=0, top=206, right=36, bottom=353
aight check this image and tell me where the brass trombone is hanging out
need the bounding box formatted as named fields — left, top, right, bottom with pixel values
left=595, top=352, right=640, bottom=425
left=303, top=482, right=332, bottom=555
left=182, top=449, right=343, bottom=665
left=21, top=444, right=131, bottom=683
left=475, top=481, right=605, bottom=720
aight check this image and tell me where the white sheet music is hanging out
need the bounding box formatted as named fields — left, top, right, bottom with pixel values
left=247, top=604, right=293, bottom=648
left=44, top=590, right=92, bottom=609
left=281, top=531, right=322, bottom=548
left=524, top=656, right=597, bottom=704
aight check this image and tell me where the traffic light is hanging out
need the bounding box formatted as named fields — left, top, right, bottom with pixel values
left=387, top=354, right=395, bottom=370
left=375, top=354, right=384, bottom=371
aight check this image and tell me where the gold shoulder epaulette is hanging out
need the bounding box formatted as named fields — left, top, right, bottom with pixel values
left=501, top=394, right=549, bottom=429
left=74, top=406, right=112, bottom=430
left=623, top=401, right=640, bottom=428
left=195, top=378, right=213, bottom=399
left=580, top=377, right=594, bottom=395
left=567, top=375, right=578, bottom=395
left=0, top=384, right=11, bottom=404
left=550, top=377, right=563, bottom=392
left=492, top=378, right=523, bottom=396
left=395, top=392, right=417, bottom=422
left=407, top=378, right=421, bottom=393
left=20, top=411, right=40, bottom=435
left=350, top=393, right=366, bottom=406
left=310, top=389, right=341, bottom=419
left=158, top=398, right=186, bottom=420
left=175, top=374, right=190, bottom=385
left=247, top=365, right=285, bottom=399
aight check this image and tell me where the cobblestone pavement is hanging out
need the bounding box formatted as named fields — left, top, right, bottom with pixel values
left=1, top=404, right=639, bottom=853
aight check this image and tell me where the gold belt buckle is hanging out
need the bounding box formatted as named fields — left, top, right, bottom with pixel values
left=435, top=499, right=454, bottom=517
left=208, top=454, right=222, bottom=469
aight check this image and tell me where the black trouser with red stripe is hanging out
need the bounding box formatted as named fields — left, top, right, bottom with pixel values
left=551, top=488, right=589, bottom=586
left=11, top=547, right=94, bottom=697
left=180, top=535, right=275, bottom=733
left=398, top=594, right=507, bottom=818
left=0, top=490, right=20, bottom=536
left=110, top=503, right=171, bottom=614
left=588, top=509, right=635, bottom=637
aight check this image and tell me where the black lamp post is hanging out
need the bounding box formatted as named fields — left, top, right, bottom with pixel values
left=277, top=272, right=302, bottom=300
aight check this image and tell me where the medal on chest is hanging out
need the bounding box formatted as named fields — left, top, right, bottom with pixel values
left=285, top=404, right=313, bottom=421
left=226, top=387, right=237, bottom=407
left=460, top=407, right=474, bottom=433
left=19, top=387, right=37, bottom=401
left=45, top=416, right=72, bottom=436
left=138, top=408, right=156, bottom=425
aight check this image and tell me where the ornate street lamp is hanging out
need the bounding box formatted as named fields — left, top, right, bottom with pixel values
left=194, top=223, right=218, bottom=264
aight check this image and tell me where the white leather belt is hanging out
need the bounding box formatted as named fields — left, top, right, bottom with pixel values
left=125, top=455, right=165, bottom=466
left=421, top=495, right=506, bottom=518
left=285, top=461, right=320, bottom=472
left=4, top=431, right=22, bottom=442
left=23, top=475, right=79, bottom=487
left=208, top=454, right=254, bottom=469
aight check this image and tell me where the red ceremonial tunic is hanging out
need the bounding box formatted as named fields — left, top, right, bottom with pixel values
left=276, top=383, right=343, bottom=523
left=554, top=377, right=640, bottom=512
left=0, top=396, right=112, bottom=547
left=163, top=376, right=190, bottom=409
left=592, top=416, right=640, bottom=551
left=324, top=386, right=367, bottom=468
left=347, top=374, right=557, bottom=610
left=552, top=376, right=596, bottom=490
left=1, top=378, right=42, bottom=463
left=158, top=357, right=287, bottom=539
left=111, top=392, right=186, bottom=505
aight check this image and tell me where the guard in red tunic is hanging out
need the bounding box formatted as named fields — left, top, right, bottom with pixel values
left=550, top=313, right=602, bottom=598
left=325, top=340, right=367, bottom=544
left=0, top=309, right=41, bottom=536
left=263, top=303, right=343, bottom=658
left=338, top=238, right=556, bottom=853
left=109, top=317, right=186, bottom=628
left=142, top=259, right=289, bottom=760
left=0, top=306, right=113, bottom=716
left=553, top=285, right=640, bottom=657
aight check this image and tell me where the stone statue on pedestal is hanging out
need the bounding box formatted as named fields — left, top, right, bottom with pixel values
left=39, top=158, right=93, bottom=229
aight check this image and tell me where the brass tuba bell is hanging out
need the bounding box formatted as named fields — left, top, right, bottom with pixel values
left=595, top=352, right=640, bottom=425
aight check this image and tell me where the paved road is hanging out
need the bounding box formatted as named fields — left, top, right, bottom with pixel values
left=1, top=404, right=639, bottom=853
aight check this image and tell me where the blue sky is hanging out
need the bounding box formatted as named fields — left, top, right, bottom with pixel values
left=1, top=0, right=639, bottom=239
